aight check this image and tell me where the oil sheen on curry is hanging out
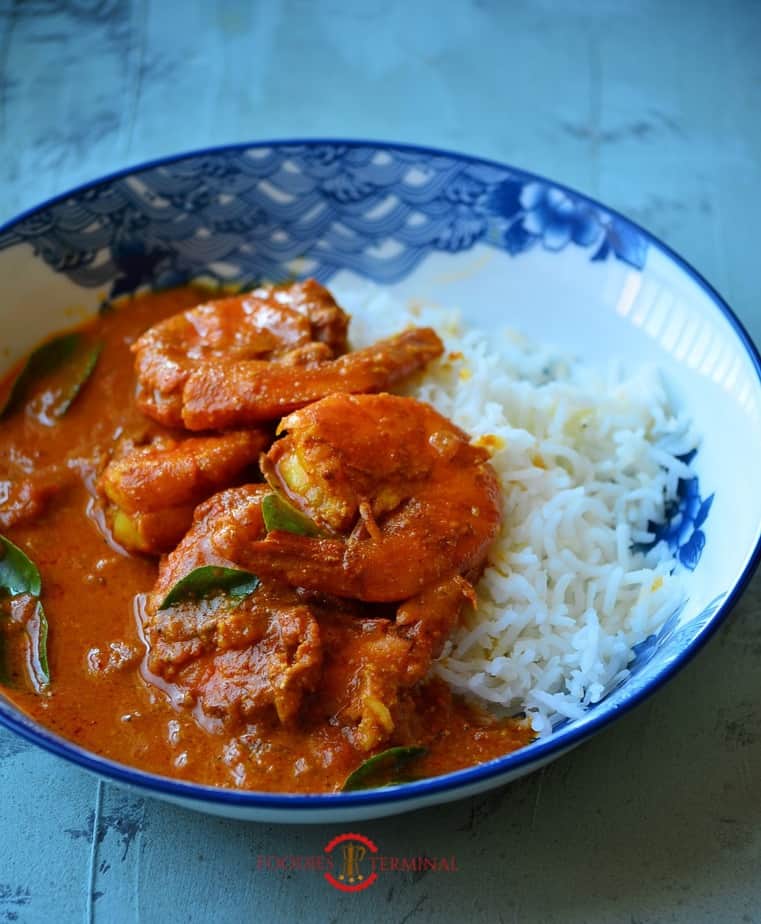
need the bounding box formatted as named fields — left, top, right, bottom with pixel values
left=0, top=281, right=532, bottom=793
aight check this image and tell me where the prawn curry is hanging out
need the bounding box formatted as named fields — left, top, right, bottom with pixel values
left=0, top=282, right=532, bottom=793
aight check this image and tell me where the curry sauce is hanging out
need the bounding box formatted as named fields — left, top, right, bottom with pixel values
left=0, top=286, right=533, bottom=793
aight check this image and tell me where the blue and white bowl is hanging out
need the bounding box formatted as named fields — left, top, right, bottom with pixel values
left=1, top=140, right=760, bottom=823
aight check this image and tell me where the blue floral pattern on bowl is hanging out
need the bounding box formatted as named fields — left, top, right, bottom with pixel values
left=651, top=463, right=714, bottom=571
left=488, top=178, right=646, bottom=266
left=0, top=143, right=647, bottom=302
left=633, top=450, right=714, bottom=571
left=628, top=590, right=725, bottom=681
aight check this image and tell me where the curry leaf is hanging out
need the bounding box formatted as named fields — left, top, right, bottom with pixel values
left=0, top=332, right=80, bottom=419
left=0, top=535, right=42, bottom=597
left=341, top=746, right=428, bottom=792
left=35, top=603, right=49, bottom=685
left=45, top=341, right=103, bottom=419
left=0, top=334, right=101, bottom=421
left=0, top=535, right=49, bottom=690
left=262, top=493, right=322, bottom=538
left=158, top=565, right=260, bottom=610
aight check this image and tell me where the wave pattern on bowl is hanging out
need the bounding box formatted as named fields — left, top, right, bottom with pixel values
left=0, top=144, right=647, bottom=299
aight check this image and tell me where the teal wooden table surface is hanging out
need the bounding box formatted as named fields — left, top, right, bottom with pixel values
left=2, top=2, right=760, bottom=922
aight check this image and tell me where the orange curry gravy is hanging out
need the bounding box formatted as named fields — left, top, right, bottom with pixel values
left=0, top=286, right=532, bottom=793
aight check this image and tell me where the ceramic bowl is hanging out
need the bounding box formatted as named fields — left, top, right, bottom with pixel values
left=1, top=141, right=760, bottom=822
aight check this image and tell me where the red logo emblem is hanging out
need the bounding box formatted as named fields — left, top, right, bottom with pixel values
left=324, top=833, right=379, bottom=892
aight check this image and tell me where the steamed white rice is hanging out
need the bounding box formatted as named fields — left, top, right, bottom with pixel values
left=337, top=281, right=699, bottom=736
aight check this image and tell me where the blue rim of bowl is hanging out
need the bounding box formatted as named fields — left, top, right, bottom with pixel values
left=1, top=138, right=761, bottom=812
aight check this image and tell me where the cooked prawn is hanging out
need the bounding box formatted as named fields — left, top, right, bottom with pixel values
left=180, top=327, right=444, bottom=430
left=132, top=279, right=349, bottom=427
left=246, top=393, right=502, bottom=602
left=332, top=574, right=475, bottom=749
left=99, top=429, right=269, bottom=554
left=144, top=485, right=474, bottom=748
